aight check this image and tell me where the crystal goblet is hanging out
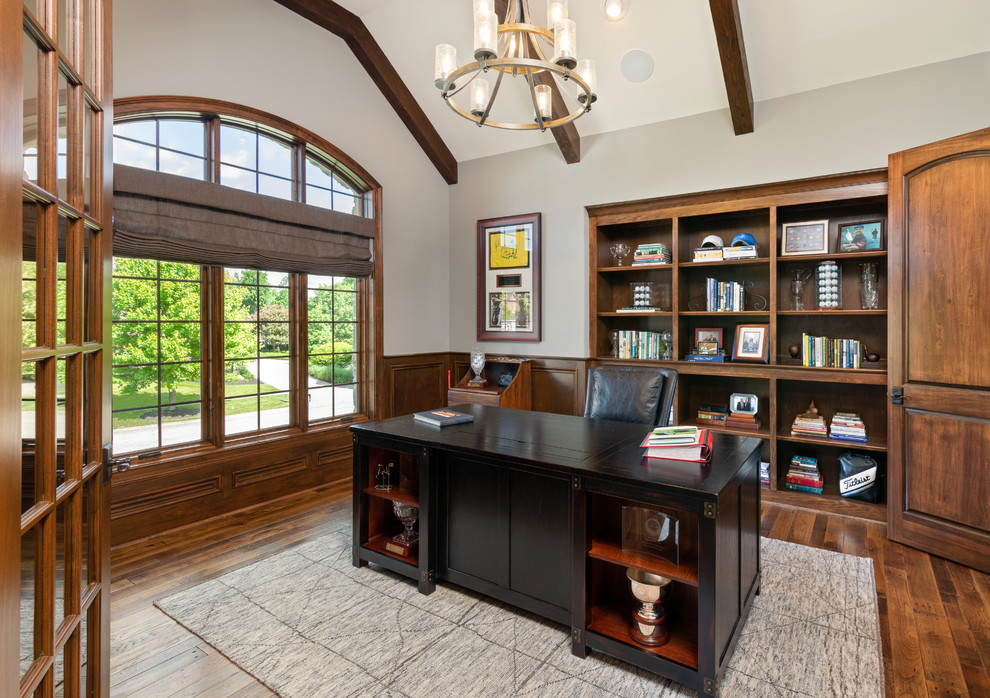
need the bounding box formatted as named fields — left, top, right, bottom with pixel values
left=392, top=501, right=419, bottom=545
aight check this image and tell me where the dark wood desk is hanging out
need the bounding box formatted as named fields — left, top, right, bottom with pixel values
left=351, top=404, right=761, bottom=695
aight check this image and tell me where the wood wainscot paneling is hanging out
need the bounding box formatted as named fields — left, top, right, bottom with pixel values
left=382, top=352, right=452, bottom=418
left=532, top=359, right=586, bottom=415
left=110, top=425, right=355, bottom=547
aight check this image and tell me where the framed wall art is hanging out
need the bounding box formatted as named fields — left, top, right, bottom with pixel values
left=477, top=213, right=542, bottom=341
left=839, top=220, right=884, bottom=252
left=781, top=220, right=829, bottom=256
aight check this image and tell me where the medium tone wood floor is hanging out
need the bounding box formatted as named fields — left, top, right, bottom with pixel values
left=110, top=483, right=990, bottom=697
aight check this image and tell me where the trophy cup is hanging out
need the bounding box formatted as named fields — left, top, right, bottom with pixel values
left=385, top=501, right=419, bottom=558
left=626, top=567, right=672, bottom=646
left=468, top=347, right=487, bottom=386
left=610, top=242, right=631, bottom=266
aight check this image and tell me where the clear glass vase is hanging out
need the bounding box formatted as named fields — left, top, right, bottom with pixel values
left=860, top=263, right=879, bottom=310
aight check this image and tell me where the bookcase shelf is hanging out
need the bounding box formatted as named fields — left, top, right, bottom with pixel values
left=587, top=169, right=890, bottom=519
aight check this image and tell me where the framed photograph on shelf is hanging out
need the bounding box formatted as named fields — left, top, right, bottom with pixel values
left=781, top=220, right=829, bottom=256
left=732, top=324, right=769, bottom=363
left=477, top=213, right=542, bottom=341
left=729, top=393, right=758, bottom=415
left=839, top=220, right=884, bottom=252
left=694, top=327, right=723, bottom=349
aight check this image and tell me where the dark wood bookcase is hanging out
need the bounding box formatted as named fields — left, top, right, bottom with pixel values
left=587, top=170, right=890, bottom=521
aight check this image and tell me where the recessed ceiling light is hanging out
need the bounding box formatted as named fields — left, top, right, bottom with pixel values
left=601, top=0, right=627, bottom=21
left=620, top=48, right=653, bottom=83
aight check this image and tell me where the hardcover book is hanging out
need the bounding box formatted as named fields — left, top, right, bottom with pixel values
left=641, top=429, right=713, bottom=462
left=413, top=409, right=474, bottom=427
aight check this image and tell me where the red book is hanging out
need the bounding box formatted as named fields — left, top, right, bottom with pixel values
left=786, top=473, right=824, bottom=488
left=641, top=429, right=713, bottom=462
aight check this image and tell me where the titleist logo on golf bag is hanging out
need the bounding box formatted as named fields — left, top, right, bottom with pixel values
left=839, top=466, right=876, bottom=495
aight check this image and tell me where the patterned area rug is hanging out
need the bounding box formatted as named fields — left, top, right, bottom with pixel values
left=155, top=524, right=884, bottom=697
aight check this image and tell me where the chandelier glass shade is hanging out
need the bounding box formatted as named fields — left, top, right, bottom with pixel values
left=433, top=0, right=597, bottom=131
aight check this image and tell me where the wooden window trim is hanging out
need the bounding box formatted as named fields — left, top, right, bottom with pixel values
left=110, top=97, right=384, bottom=466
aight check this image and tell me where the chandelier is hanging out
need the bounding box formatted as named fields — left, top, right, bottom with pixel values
left=433, top=0, right=597, bottom=131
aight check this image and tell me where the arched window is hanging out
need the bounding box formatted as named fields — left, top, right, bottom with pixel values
left=110, top=97, right=379, bottom=457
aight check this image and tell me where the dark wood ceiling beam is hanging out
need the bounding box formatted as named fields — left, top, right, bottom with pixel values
left=272, top=0, right=458, bottom=184
left=495, top=0, right=580, bottom=163
left=709, top=0, right=754, bottom=135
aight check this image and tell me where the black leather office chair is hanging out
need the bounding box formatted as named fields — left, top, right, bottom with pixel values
left=583, top=365, right=678, bottom=426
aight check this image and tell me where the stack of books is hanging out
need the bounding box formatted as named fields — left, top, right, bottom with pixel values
left=791, top=411, right=827, bottom=437
left=759, top=461, right=770, bottom=490
left=725, top=411, right=761, bottom=431
left=694, top=247, right=723, bottom=262
left=641, top=426, right=713, bottom=462
left=632, top=243, right=671, bottom=265
left=829, top=412, right=867, bottom=442
left=723, top=244, right=758, bottom=260
left=785, top=455, right=823, bottom=494
left=705, top=278, right=745, bottom=311
left=696, top=403, right=728, bottom=427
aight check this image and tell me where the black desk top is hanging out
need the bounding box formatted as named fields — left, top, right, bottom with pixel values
left=351, top=404, right=762, bottom=499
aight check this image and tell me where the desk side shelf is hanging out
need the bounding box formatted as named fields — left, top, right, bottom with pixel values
left=352, top=438, right=435, bottom=594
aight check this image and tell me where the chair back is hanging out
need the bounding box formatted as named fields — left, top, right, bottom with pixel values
left=583, top=365, right=678, bottom=426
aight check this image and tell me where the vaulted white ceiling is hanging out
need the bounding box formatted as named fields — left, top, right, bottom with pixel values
left=335, top=0, right=989, bottom=163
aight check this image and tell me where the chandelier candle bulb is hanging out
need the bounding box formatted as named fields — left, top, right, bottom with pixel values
left=474, top=10, right=497, bottom=61
left=547, top=0, right=568, bottom=29
left=434, top=44, right=457, bottom=89
left=535, top=84, right=553, bottom=121
left=470, top=79, right=490, bottom=117
left=553, top=18, right=577, bottom=69
left=576, top=59, right=597, bottom=104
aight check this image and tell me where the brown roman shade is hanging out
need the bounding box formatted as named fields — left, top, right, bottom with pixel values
left=112, top=164, right=374, bottom=276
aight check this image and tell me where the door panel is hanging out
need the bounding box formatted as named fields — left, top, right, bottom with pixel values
left=904, top=410, right=990, bottom=533
left=888, top=127, right=990, bottom=574
left=904, top=156, right=990, bottom=388
left=4, top=0, right=112, bottom=695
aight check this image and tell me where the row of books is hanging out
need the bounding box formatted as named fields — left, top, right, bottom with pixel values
left=705, top=278, right=745, bottom=312
left=801, top=333, right=862, bottom=368
left=615, top=331, right=666, bottom=360
left=632, top=243, right=671, bottom=265
left=760, top=460, right=770, bottom=490
left=784, top=454, right=823, bottom=494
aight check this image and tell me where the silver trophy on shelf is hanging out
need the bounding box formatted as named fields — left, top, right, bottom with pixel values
left=385, top=501, right=419, bottom=558
left=626, top=567, right=672, bottom=647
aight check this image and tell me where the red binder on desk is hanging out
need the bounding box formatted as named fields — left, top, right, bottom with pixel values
left=640, top=429, right=713, bottom=462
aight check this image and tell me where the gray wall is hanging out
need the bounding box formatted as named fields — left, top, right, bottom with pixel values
left=111, top=3, right=988, bottom=360
left=449, top=52, right=990, bottom=358
left=113, top=0, right=452, bottom=355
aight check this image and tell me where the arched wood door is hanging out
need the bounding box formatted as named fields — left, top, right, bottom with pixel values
left=3, top=0, right=114, bottom=695
left=887, top=127, right=990, bottom=574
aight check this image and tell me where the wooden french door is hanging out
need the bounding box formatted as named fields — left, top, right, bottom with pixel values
left=3, top=0, right=113, bottom=695
left=887, top=127, right=990, bottom=574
